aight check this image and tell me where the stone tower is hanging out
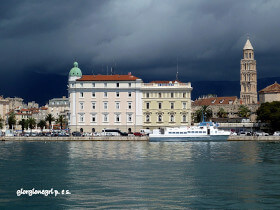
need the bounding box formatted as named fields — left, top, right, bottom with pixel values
left=240, top=39, right=258, bottom=104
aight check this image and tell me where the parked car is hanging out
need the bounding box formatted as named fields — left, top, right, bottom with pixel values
left=239, top=131, right=247, bottom=136
left=140, top=129, right=152, bottom=135
left=133, top=132, right=144, bottom=136
left=24, top=132, right=30, bottom=137
left=273, top=131, right=280, bottom=136
left=72, top=131, right=82, bottom=136
left=255, top=132, right=269, bottom=136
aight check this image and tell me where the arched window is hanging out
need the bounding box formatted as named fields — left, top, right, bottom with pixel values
left=182, top=115, right=187, bottom=122
left=80, top=128, right=83, bottom=133
left=158, top=115, right=162, bottom=122
left=92, top=128, right=95, bottom=133
left=170, top=114, right=174, bottom=122
left=146, top=115, right=150, bottom=122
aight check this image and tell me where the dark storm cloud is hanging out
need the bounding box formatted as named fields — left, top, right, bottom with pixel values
left=1, top=0, right=280, bottom=83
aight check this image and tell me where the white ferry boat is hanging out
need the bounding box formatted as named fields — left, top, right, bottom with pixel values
left=149, top=122, right=231, bottom=142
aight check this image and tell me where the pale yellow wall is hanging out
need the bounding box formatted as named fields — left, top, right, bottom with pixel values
left=142, top=82, right=192, bottom=129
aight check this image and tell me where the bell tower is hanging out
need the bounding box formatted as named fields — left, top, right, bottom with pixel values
left=240, top=39, right=258, bottom=104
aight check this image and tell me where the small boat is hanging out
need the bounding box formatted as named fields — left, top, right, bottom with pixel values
left=149, top=121, right=231, bottom=142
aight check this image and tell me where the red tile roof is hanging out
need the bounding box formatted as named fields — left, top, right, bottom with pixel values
left=193, top=96, right=239, bottom=106
left=259, top=82, right=280, bottom=93
left=77, top=74, right=140, bottom=81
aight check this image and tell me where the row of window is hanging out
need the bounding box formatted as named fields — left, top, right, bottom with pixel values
left=78, top=113, right=133, bottom=123
left=145, top=92, right=189, bottom=98
left=79, top=102, right=132, bottom=110
left=145, top=102, right=187, bottom=109
left=80, top=92, right=132, bottom=98
left=145, top=114, right=188, bottom=123
left=73, top=83, right=133, bottom=88
left=169, top=131, right=207, bottom=134
left=51, top=101, right=68, bottom=105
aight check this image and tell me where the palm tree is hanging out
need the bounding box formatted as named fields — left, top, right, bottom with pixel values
left=194, top=106, right=213, bottom=123
left=8, top=111, right=16, bottom=129
left=56, top=115, right=65, bottom=130
left=37, top=120, right=46, bottom=131
left=217, top=108, right=228, bottom=118
left=45, top=114, right=55, bottom=129
left=238, top=105, right=251, bottom=118
left=18, top=119, right=27, bottom=133
left=0, top=116, right=3, bottom=129
left=27, top=118, right=36, bottom=133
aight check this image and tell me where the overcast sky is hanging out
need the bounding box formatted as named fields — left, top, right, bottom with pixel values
left=1, top=0, right=280, bottom=101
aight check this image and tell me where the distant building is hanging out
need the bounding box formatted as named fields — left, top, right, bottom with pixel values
left=240, top=39, right=258, bottom=104
left=48, top=96, right=69, bottom=118
left=192, top=96, right=241, bottom=119
left=68, top=62, right=143, bottom=133
left=6, top=97, right=24, bottom=110
left=0, top=96, right=9, bottom=121
left=27, top=101, right=39, bottom=109
left=141, top=80, right=192, bottom=129
left=192, top=96, right=259, bottom=122
left=259, top=82, right=280, bottom=103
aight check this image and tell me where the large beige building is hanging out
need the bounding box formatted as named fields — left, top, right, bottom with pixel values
left=259, top=82, right=280, bottom=103
left=240, top=39, right=258, bottom=104
left=68, top=62, right=143, bottom=133
left=141, top=81, right=192, bottom=129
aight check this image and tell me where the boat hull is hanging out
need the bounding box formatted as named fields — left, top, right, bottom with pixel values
left=149, top=135, right=229, bottom=142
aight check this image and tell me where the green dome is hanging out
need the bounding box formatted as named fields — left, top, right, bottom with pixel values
left=69, top=62, right=82, bottom=77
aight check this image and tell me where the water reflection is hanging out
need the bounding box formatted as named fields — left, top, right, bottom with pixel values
left=0, top=141, right=280, bottom=209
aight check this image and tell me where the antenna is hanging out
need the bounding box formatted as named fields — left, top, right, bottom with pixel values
left=176, top=57, right=179, bottom=81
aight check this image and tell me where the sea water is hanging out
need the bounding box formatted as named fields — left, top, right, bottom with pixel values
left=0, top=141, right=280, bottom=209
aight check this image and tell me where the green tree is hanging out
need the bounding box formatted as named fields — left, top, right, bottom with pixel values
left=37, top=120, right=46, bottom=131
left=8, top=111, right=16, bottom=129
left=45, top=114, right=55, bottom=129
left=0, top=116, right=3, bottom=129
left=18, top=119, right=27, bottom=133
left=194, top=105, right=213, bottom=123
left=257, top=101, right=280, bottom=132
left=217, top=108, right=228, bottom=118
left=238, top=105, right=251, bottom=118
left=56, top=115, right=66, bottom=130
left=27, top=118, right=36, bottom=132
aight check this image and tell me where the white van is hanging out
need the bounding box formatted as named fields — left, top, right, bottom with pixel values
left=140, top=129, right=152, bottom=135
left=101, top=129, right=122, bottom=136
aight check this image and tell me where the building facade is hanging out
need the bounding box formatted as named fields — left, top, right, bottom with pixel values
left=192, top=96, right=259, bottom=122
left=240, top=39, right=258, bottom=104
left=48, top=96, right=70, bottom=118
left=259, top=82, right=280, bottom=103
left=68, top=62, right=143, bottom=133
left=141, top=81, right=192, bottom=129
left=192, top=96, right=241, bottom=119
left=0, top=96, right=9, bottom=121
left=6, top=97, right=24, bottom=110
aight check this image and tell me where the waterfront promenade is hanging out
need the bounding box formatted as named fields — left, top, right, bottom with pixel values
left=1, top=135, right=280, bottom=141
left=228, top=135, right=280, bottom=141
left=0, top=136, right=149, bottom=141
